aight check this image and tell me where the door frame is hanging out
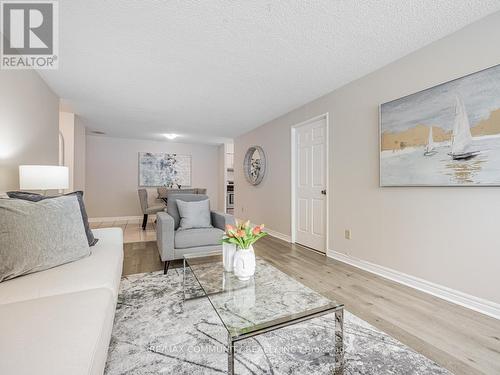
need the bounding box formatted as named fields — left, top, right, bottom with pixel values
left=290, top=113, right=330, bottom=253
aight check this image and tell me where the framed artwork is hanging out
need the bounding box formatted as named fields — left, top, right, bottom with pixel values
left=380, top=64, right=500, bottom=186
left=243, top=146, right=266, bottom=185
left=138, top=152, right=191, bottom=187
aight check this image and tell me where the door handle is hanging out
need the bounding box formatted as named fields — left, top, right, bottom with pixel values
left=321, top=189, right=327, bottom=195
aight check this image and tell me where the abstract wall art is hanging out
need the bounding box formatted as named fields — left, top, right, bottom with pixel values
left=139, top=152, right=191, bottom=187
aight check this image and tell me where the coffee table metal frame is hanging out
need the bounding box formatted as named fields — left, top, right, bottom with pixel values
left=183, top=252, right=344, bottom=375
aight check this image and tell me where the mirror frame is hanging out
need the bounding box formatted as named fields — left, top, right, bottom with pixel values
left=243, top=146, right=266, bottom=185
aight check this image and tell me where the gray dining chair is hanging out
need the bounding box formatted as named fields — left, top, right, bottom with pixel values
left=138, top=189, right=165, bottom=230
left=157, top=187, right=207, bottom=202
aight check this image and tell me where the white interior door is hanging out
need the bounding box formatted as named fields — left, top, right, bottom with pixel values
left=295, top=118, right=327, bottom=252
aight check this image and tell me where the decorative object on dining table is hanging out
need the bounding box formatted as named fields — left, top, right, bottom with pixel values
left=138, top=152, right=191, bottom=187
left=165, top=182, right=181, bottom=189
left=222, top=221, right=267, bottom=280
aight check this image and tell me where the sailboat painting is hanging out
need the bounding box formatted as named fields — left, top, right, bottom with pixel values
left=424, top=126, right=437, bottom=156
left=449, top=96, right=479, bottom=160
left=380, top=64, right=500, bottom=186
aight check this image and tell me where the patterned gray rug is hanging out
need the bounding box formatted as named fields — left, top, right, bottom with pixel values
left=105, top=269, right=452, bottom=374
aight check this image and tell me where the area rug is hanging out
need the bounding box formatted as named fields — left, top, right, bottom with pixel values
left=105, top=269, right=452, bottom=374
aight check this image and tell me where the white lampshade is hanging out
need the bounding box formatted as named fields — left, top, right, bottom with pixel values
left=19, top=165, right=69, bottom=190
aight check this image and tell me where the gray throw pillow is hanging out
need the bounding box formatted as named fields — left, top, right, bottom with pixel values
left=176, top=199, right=212, bottom=230
left=0, top=195, right=90, bottom=282
left=6, top=191, right=98, bottom=246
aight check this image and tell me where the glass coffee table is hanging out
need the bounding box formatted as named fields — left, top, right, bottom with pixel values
left=183, top=251, right=344, bottom=374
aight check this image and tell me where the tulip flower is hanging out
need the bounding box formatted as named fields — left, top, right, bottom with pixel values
left=222, top=219, right=268, bottom=249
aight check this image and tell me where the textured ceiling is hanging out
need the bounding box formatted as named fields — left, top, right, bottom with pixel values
left=39, top=1, right=500, bottom=144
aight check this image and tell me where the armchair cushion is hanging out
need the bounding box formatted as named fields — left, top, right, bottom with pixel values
left=166, top=194, right=209, bottom=230
left=174, top=228, right=224, bottom=249
left=177, top=199, right=212, bottom=230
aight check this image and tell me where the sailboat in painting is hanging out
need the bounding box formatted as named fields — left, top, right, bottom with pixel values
left=424, top=126, right=437, bottom=156
left=449, top=95, right=479, bottom=160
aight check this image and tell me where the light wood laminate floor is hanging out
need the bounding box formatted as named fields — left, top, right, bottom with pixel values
left=95, top=221, right=500, bottom=375
left=90, top=218, right=157, bottom=243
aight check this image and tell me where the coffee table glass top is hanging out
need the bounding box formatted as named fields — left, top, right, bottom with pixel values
left=183, top=252, right=343, bottom=339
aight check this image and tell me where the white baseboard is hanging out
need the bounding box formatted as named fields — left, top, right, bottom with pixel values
left=245, top=221, right=291, bottom=243
left=89, top=215, right=154, bottom=223
left=265, top=228, right=292, bottom=243
left=327, top=249, right=500, bottom=320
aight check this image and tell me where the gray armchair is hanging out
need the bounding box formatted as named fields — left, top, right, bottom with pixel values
left=156, top=194, right=235, bottom=274
left=138, top=189, right=166, bottom=230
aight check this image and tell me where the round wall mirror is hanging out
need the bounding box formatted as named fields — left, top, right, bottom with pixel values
left=243, top=146, right=266, bottom=185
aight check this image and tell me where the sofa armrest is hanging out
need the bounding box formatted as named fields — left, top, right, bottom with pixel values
left=156, top=211, right=175, bottom=261
left=211, top=211, right=236, bottom=231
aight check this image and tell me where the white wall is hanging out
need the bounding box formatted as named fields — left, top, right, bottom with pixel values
left=0, top=70, right=59, bottom=191
left=235, top=12, right=500, bottom=305
left=85, top=135, right=221, bottom=217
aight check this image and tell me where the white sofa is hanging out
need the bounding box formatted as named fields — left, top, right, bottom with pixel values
left=0, top=228, right=123, bottom=375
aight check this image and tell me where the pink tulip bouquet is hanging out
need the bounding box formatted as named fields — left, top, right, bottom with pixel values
left=222, top=220, right=267, bottom=249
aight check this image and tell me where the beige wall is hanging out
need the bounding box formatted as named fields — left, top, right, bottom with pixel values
left=59, top=112, right=75, bottom=191
left=73, top=116, right=86, bottom=192
left=217, top=144, right=226, bottom=212
left=235, top=12, right=500, bottom=304
left=59, top=112, right=87, bottom=193
left=85, top=135, right=221, bottom=217
left=0, top=71, right=59, bottom=191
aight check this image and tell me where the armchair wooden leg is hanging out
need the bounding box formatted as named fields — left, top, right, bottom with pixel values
left=142, top=214, right=148, bottom=230
left=164, top=261, right=170, bottom=275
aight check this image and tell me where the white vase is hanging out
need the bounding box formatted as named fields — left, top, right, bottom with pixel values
left=222, top=243, right=236, bottom=272
left=233, top=245, right=256, bottom=281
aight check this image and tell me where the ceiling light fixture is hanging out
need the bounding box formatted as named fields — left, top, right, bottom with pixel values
left=164, top=133, right=179, bottom=140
